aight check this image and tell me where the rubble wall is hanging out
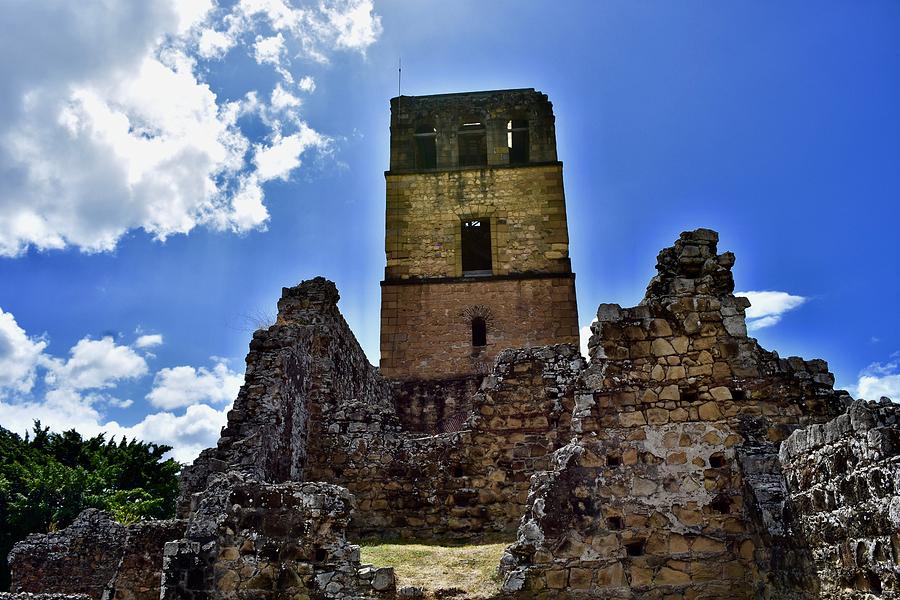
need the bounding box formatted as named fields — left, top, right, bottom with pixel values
left=499, top=229, right=846, bottom=598
left=161, top=475, right=394, bottom=599
left=8, top=510, right=125, bottom=599
left=177, top=277, right=399, bottom=515
left=7, top=510, right=184, bottom=600
left=304, top=344, right=584, bottom=540
left=780, top=400, right=900, bottom=597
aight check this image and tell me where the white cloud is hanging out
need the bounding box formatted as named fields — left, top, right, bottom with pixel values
left=254, top=125, right=327, bottom=181
left=0, top=308, right=48, bottom=394
left=323, top=0, right=383, bottom=52
left=736, top=290, right=807, bottom=331
left=0, top=0, right=381, bottom=257
left=147, top=361, right=243, bottom=410
left=855, top=352, right=900, bottom=402
left=45, top=336, right=148, bottom=391
left=135, top=334, right=164, bottom=348
left=580, top=320, right=596, bottom=359
left=297, top=76, right=316, bottom=93
left=0, top=308, right=243, bottom=462
left=118, top=402, right=232, bottom=463
left=271, top=82, right=302, bottom=111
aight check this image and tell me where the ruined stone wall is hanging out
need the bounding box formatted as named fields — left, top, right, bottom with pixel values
left=7, top=510, right=184, bottom=600
left=384, top=165, right=570, bottom=280
left=161, top=474, right=394, bottom=599
left=178, top=277, right=399, bottom=515
left=104, top=519, right=187, bottom=600
left=305, top=344, right=584, bottom=540
left=8, top=510, right=125, bottom=599
left=389, top=89, right=557, bottom=171
left=391, top=375, right=482, bottom=433
left=780, top=400, right=900, bottom=597
left=499, top=229, right=846, bottom=598
left=381, top=275, right=578, bottom=380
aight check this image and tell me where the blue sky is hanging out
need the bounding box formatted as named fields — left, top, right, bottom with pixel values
left=0, top=0, right=898, bottom=461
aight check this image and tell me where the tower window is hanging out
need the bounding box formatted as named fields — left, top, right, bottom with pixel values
left=472, top=317, right=487, bottom=347
left=414, top=124, right=436, bottom=169
left=461, top=219, right=492, bottom=275
left=507, top=119, right=529, bottom=164
left=458, top=122, right=487, bottom=167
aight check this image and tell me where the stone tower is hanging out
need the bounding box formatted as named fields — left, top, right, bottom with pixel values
left=380, top=89, right=579, bottom=381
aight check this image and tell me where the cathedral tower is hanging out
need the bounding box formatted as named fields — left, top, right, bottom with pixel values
left=380, top=89, right=579, bottom=381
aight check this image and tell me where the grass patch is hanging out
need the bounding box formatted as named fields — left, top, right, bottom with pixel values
left=359, top=539, right=510, bottom=598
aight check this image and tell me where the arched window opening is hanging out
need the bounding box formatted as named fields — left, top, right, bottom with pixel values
left=458, top=121, right=487, bottom=167
left=472, top=317, right=487, bottom=347
left=414, top=124, right=436, bottom=169
left=461, top=218, right=492, bottom=275
left=507, top=119, right=529, bottom=164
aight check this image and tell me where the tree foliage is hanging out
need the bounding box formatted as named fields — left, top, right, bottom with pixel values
left=0, top=422, right=180, bottom=591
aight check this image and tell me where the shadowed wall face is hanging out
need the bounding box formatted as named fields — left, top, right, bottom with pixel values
left=381, top=89, right=579, bottom=381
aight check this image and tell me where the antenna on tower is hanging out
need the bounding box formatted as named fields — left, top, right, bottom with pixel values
left=398, top=57, right=402, bottom=97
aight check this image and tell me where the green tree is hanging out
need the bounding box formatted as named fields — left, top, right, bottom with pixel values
left=0, top=423, right=181, bottom=590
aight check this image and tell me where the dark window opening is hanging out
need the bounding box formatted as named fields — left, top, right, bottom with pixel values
left=625, top=540, right=646, bottom=556
left=458, top=122, right=487, bottom=166
left=414, top=124, right=436, bottom=169
left=710, top=494, right=732, bottom=514
left=607, top=454, right=621, bottom=467
left=461, top=219, right=492, bottom=275
left=471, top=317, right=487, bottom=347
left=606, top=516, right=624, bottom=530
left=507, top=119, right=529, bottom=164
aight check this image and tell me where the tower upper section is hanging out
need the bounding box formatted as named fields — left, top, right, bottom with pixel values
left=384, top=89, right=571, bottom=281
left=388, top=88, right=558, bottom=171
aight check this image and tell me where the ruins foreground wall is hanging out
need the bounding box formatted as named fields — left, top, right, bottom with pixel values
left=8, top=229, right=899, bottom=598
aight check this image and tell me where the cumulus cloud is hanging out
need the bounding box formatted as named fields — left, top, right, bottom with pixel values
left=736, top=290, right=807, bottom=331
left=0, top=307, right=244, bottom=463
left=147, top=361, right=244, bottom=410
left=44, top=337, right=148, bottom=390
left=0, top=0, right=381, bottom=257
left=135, top=334, right=164, bottom=348
left=0, top=308, right=48, bottom=394
left=855, top=352, right=900, bottom=402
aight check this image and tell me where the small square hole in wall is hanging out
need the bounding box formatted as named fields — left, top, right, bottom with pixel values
left=709, top=494, right=732, bottom=514
left=624, top=540, right=646, bottom=556
left=606, top=516, right=624, bottom=530
left=607, top=454, right=621, bottom=467
left=732, top=389, right=747, bottom=401
left=709, top=453, right=727, bottom=468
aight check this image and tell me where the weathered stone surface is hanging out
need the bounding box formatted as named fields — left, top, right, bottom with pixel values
left=161, top=474, right=394, bottom=599
left=780, top=400, right=900, bottom=597
left=10, top=229, right=897, bottom=600
left=7, top=510, right=184, bottom=600
left=499, top=229, right=853, bottom=598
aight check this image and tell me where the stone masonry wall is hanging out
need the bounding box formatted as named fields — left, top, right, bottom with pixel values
left=305, top=344, right=584, bottom=540
left=381, top=275, right=579, bottom=380
left=384, top=165, right=571, bottom=280
left=8, top=510, right=124, bottom=599
left=8, top=510, right=184, bottom=600
left=780, top=400, right=900, bottom=597
left=178, top=277, right=399, bottom=515
left=498, top=229, right=847, bottom=598
left=161, top=474, right=395, bottom=599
